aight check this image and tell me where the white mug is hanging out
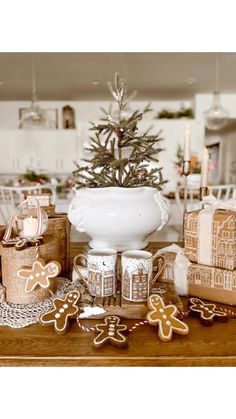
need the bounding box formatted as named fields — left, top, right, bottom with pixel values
left=74, top=248, right=117, bottom=297
left=121, top=250, right=164, bottom=302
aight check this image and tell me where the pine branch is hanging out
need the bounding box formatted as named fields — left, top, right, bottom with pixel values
left=72, top=74, right=166, bottom=190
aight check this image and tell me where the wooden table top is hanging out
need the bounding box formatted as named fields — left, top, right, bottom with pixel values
left=1, top=241, right=236, bottom=367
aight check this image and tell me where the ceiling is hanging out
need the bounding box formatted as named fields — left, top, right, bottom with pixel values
left=1, top=52, right=236, bottom=101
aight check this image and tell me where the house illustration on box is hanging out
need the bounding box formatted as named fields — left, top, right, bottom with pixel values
left=88, top=263, right=114, bottom=296
left=122, top=264, right=149, bottom=301
left=185, top=211, right=236, bottom=270
left=188, top=265, right=236, bottom=291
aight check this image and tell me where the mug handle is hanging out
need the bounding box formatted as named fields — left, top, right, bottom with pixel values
left=151, top=254, right=165, bottom=285
left=73, top=254, right=88, bottom=283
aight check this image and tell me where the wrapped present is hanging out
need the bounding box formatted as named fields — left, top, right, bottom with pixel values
left=184, top=196, right=236, bottom=270
left=156, top=244, right=236, bottom=306
left=188, top=263, right=236, bottom=306
left=27, top=205, right=70, bottom=275
left=27, top=193, right=51, bottom=207
left=47, top=213, right=70, bottom=275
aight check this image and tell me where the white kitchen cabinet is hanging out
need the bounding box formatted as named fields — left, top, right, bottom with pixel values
left=57, top=130, right=79, bottom=172
left=0, top=131, right=14, bottom=172
left=0, top=129, right=80, bottom=174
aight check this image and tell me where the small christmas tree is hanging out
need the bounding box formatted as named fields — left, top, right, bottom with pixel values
left=72, top=74, right=166, bottom=190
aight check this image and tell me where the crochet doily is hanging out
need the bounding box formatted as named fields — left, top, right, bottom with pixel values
left=0, top=278, right=82, bottom=328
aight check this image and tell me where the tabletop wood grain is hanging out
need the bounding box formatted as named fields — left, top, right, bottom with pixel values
left=0, top=241, right=236, bottom=367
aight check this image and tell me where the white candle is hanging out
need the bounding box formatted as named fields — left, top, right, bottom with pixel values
left=184, top=124, right=191, bottom=161
left=201, top=147, right=209, bottom=187
left=23, top=216, right=38, bottom=238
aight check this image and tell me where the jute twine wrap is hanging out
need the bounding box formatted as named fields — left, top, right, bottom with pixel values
left=0, top=235, right=59, bottom=304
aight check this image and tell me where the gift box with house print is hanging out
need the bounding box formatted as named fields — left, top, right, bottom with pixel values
left=156, top=245, right=236, bottom=306
left=188, top=263, right=236, bottom=306
left=184, top=204, right=236, bottom=271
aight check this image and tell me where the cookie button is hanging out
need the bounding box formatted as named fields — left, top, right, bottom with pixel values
left=166, top=320, right=171, bottom=326
left=55, top=313, right=60, bottom=319
left=108, top=332, right=115, bottom=336
left=63, top=304, right=68, bottom=309
left=59, top=308, right=65, bottom=313
left=159, top=308, right=164, bottom=313
left=162, top=314, right=167, bottom=319
left=41, top=271, right=46, bottom=276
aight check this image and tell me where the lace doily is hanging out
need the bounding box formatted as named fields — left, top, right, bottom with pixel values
left=0, top=278, right=82, bottom=329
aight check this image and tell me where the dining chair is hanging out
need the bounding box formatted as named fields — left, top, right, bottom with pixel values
left=208, top=184, right=236, bottom=201
left=174, top=183, right=236, bottom=223
left=0, top=183, right=56, bottom=225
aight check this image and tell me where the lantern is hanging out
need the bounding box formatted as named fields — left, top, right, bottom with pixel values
left=13, top=197, right=48, bottom=239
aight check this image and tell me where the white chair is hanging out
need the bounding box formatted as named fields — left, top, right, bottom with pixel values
left=174, top=185, right=200, bottom=221
left=174, top=183, right=236, bottom=222
left=208, top=184, right=236, bottom=201
left=0, top=183, right=56, bottom=225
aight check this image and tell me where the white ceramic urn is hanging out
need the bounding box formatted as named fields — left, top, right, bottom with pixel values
left=68, top=187, right=170, bottom=251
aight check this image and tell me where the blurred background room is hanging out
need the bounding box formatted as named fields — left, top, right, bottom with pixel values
left=0, top=52, right=235, bottom=242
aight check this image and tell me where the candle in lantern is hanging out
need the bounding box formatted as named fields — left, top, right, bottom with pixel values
left=200, top=147, right=209, bottom=187
left=23, top=216, right=38, bottom=238
left=183, top=124, right=191, bottom=161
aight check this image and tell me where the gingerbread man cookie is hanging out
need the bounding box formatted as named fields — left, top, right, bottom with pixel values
left=93, top=316, right=128, bottom=348
left=40, top=290, right=80, bottom=334
left=189, top=298, right=228, bottom=326
left=146, top=294, right=189, bottom=342
left=17, top=260, right=61, bottom=293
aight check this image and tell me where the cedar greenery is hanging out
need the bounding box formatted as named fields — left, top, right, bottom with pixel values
left=72, top=74, right=166, bottom=189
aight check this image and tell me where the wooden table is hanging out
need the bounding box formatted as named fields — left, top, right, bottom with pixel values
left=1, top=242, right=236, bottom=367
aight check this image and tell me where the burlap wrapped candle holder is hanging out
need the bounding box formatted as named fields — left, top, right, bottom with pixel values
left=0, top=235, right=59, bottom=304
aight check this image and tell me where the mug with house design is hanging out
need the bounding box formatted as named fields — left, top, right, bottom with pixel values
left=73, top=248, right=117, bottom=298
left=121, top=250, right=154, bottom=302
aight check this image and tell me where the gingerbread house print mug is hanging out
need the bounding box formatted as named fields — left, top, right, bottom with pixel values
left=74, top=248, right=117, bottom=297
left=121, top=250, right=164, bottom=302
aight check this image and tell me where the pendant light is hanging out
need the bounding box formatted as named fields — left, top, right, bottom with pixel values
left=20, top=54, right=47, bottom=129
left=204, top=53, right=229, bottom=131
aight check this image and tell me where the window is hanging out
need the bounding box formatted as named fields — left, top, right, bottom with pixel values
left=215, top=273, right=222, bottom=285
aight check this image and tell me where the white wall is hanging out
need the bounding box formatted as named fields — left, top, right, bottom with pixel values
left=195, top=93, right=236, bottom=120
left=0, top=99, right=192, bottom=129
